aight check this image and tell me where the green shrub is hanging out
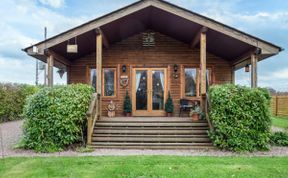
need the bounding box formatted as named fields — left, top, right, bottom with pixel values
left=22, top=84, right=94, bottom=152
left=270, top=132, right=288, bottom=146
left=209, top=84, right=271, bottom=152
left=0, top=83, right=38, bottom=122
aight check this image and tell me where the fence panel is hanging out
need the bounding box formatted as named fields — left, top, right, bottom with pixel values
left=271, top=96, right=288, bottom=117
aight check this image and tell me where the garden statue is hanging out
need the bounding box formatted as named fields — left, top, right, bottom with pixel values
left=107, top=100, right=116, bottom=118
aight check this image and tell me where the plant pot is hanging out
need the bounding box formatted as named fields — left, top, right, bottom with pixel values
left=192, top=113, right=199, bottom=121
left=166, top=112, right=173, bottom=117
left=125, top=112, right=132, bottom=117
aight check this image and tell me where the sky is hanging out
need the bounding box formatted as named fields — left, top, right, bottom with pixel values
left=0, top=0, right=287, bottom=91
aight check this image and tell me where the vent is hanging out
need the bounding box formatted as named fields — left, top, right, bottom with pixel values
left=142, top=32, right=155, bottom=47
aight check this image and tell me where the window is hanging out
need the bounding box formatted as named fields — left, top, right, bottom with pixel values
left=184, top=68, right=197, bottom=97
left=103, top=68, right=116, bottom=97
left=183, top=67, right=213, bottom=98
left=90, top=68, right=97, bottom=90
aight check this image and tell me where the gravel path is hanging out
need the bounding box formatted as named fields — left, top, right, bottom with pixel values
left=1, top=120, right=288, bottom=158
left=0, top=120, right=23, bottom=157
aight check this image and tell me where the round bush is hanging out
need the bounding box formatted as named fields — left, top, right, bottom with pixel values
left=209, top=84, right=271, bottom=152
left=22, top=84, right=94, bottom=152
left=270, top=132, right=288, bottom=146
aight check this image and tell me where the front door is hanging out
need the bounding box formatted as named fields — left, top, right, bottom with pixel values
left=132, top=68, right=167, bottom=116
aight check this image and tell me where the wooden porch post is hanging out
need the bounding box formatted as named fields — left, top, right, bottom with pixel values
left=231, top=68, right=235, bottom=84
left=96, top=32, right=102, bottom=117
left=200, top=32, right=207, bottom=95
left=47, top=55, right=54, bottom=87
left=251, top=54, right=257, bottom=88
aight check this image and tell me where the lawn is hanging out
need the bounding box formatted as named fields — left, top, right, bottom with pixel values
left=0, top=156, right=287, bottom=178
left=272, top=116, right=288, bottom=129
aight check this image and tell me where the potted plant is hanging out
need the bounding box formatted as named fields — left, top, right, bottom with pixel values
left=123, top=91, right=132, bottom=117
left=165, top=91, right=174, bottom=117
left=190, top=104, right=201, bottom=121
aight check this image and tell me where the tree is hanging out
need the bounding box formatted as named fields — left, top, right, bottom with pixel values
left=123, top=91, right=132, bottom=113
left=165, top=91, right=174, bottom=113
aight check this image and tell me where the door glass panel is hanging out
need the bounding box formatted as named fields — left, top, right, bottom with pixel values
left=104, top=69, right=115, bottom=96
left=136, top=70, right=148, bottom=110
left=152, top=70, right=165, bottom=110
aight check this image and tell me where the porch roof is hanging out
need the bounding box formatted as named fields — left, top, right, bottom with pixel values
left=23, top=0, right=283, bottom=70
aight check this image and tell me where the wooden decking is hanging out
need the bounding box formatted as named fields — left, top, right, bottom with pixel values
left=90, top=117, right=213, bottom=149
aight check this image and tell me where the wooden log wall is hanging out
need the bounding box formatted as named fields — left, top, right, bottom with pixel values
left=69, top=31, right=232, bottom=116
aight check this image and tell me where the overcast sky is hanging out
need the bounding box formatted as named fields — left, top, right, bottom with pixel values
left=0, top=0, right=287, bottom=91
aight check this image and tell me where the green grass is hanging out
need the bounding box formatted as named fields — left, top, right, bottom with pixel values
left=272, top=116, right=288, bottom=129
left=0, top=156, right=288, bottom=178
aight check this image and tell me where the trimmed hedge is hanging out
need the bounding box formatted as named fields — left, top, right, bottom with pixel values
left=21, top=84, right=94, bottom=152
left=209, top=84, right=271, bottom=152
left=0, top=83, right=38, bottom=122
left=270, top=132, right=288, bottom=146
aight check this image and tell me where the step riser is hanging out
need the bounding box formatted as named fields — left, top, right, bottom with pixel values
left=91, top=142, right=213, bottom=146
left=93, top=130, right=208, bottom=135
left=90, top=146, right=214, bottom=149
left=95, top=123, right=208, bottom=127
left=94, top=127, right=209, bottom=130
left=92, top=137, right=211, bottom=142
left=93, top=134, right=209, bottom=138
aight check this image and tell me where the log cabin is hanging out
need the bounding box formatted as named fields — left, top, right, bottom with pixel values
left=23, top=0, right=283, bottom=149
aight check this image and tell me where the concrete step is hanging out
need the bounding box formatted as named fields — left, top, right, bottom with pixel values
left=93, top=129, right=208, bottom=135
left=94, top=126, right=209, bottom=130
left=92, top=136, right=211, bottom=143
left=90, top=142, right=213, bottom=147
left=99, top=117, right=205, bottom=122
left=95, top=122, right=208, bottom=127
left=91, top=145, right=215, bottom=149
left=90, top=117, right=212, bottom=149
left=92, top=134, right=209, bottom=138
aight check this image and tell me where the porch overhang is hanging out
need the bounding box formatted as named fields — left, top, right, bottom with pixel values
left=23, top=0, right=283, bottom=70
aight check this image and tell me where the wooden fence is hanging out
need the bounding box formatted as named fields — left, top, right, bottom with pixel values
left=271, top=96, right=288, bottom=117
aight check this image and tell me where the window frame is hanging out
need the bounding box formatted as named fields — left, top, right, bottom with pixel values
left=102, top=67, right=117, bottom=98
left=181, top=65, right=213, bottom=99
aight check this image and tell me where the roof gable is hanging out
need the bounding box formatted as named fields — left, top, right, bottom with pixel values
left=24, top=0, right=282, bottom=63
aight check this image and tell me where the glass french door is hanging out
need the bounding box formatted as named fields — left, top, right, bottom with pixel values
left=132, top=68, right=167, bottom=116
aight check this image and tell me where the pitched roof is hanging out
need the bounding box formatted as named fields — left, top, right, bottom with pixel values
left=24, top=0, right=283, bottom=68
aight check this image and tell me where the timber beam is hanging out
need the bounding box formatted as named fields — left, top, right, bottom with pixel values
left=251, top=54, right=258, bottom=88
left=96, top=32, right=103, bottom=117
left=48, top=50, right=71, bottom=66
left=190, top=27, right=208, bottom=48
left=95, top=28, right=109, bottom=48
left=47, top=55, right=54, bottom=87
left=200, top=31, right=207, bottom=95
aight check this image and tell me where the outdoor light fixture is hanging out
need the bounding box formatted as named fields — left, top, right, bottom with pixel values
left=67, top=37, right=78, bottom=53
left=57, top=68, right=66, bottom=78
left=122, top=65, right=127, bottom=73
left=245, top=64, right=250, bottom=73
left=173, top=64, right=178, bottom=73
left=255, top=48, right=262, bottom=55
